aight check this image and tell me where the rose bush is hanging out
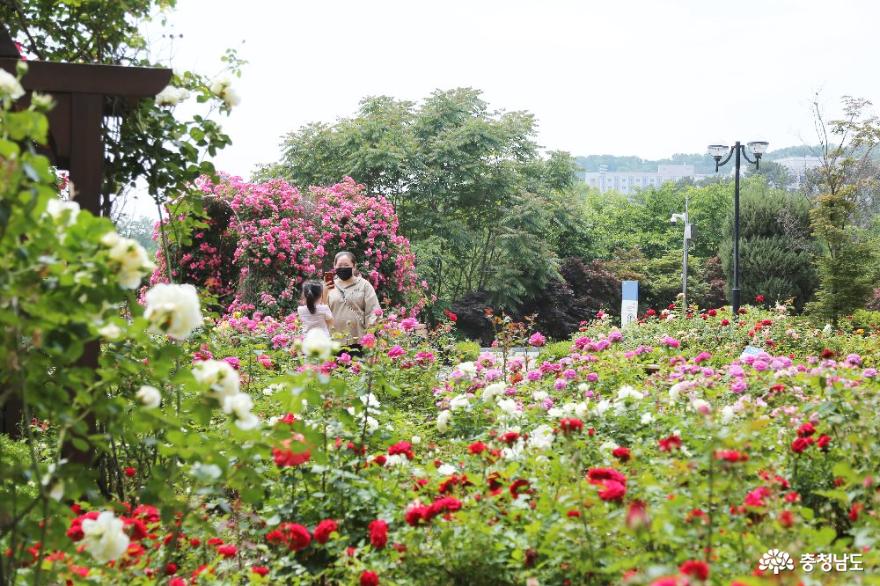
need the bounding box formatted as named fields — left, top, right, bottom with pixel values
left=3, top=85, right=880, bottom=586
left=152, top=174, right=426, bottom=317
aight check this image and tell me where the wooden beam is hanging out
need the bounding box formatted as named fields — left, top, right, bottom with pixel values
left=0, top=58, right=171, bottom=97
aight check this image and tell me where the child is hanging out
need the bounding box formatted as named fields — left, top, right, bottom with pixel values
left=297, top=280, right=334, bottom=336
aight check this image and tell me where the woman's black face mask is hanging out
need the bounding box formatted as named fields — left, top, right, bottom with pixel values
left=335, top=267, right=353, bottom=281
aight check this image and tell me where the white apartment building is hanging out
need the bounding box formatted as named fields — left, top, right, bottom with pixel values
left=583, top=164, right=709, bottom=195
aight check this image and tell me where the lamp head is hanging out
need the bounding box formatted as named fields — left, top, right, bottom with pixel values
left=747, top=141, right=769, bottom=159
left=707, top=144, right=729, bottom=162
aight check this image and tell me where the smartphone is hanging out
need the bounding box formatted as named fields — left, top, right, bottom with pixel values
left=323, top=270, right=335, bottom=285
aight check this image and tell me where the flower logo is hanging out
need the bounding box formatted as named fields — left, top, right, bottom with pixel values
left=758, top=549, right=795, bottom=574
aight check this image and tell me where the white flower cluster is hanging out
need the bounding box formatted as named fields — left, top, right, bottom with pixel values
left=210, top=77, right=241, bottom=109
left=81, top=511, right=130, bottom=563
left=154, top=85, right=190, bottom=107
left=482, top=382, right=506, bottom=401
left=0, top=69, right=24, bottom=100
left=453, top=361, right=477, bottom=379
left=301, top=328, right=339, bottom=361
left=46, top=198, right=81, bottom=226
left=192, top=360, right=259, bottom=430
left=136, top=385, right=161, bottom=409
left=144, top=283, right=203, bottom=339
left=346, top=392, right=381, bottom=434
left=547, top=401, right=588, bottom=419
left=101, top=232, right=156, bottom=290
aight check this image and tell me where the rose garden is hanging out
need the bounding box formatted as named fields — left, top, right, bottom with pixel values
left=2, top=4, right=880, bottom=586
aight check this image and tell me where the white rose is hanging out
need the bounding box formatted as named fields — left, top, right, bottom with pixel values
left=640, top=412, right=654, bottom=425
left=496, top=398, right=519, bottom=417
left=221, top=86, right=240, bottom=108
left=454, top=361, right=477, bottom=379
left=528, top=424, right=555, bottom=450
left=135, top=385, right=161, bottom=409
left=691, top=398, right=712, bottom=415
left=104, top=234, right=155, bottom=289
left=411, top=435, right=421, bottom=445
left=155, top=85, right=190, bottom=107
left=668, top=382, right=683, bottom=401
left=192, top=359, right=240, bottom=400
left=437, top=463, right=457, bottom=476
left=482, top=382, right=506, bottom=402
left=720, top=405, right=736, bottom=424
left=222, top=392, right=253, bottom=418
left=593, top=399, right=611, bottom=415
left=301, top=328, right=336, bottom=360
left=98, top=323, right=123, bottom=340
left=436, top=409, right=452, bottom=432
left=144, top=283, right=202, bottom=339
left=449, top=394, right=471, bottom=411
left=386, top=454, right=409, bottom=468
left=46, top=198, right=80, bottom=225
left=81, top=511, right=130, bottom=563
left=531, top=390, right=549, bottom=402
left=0, top=69, right=24, bottom=100
left=574, top=402, right=588, bottom=418
left=234, top=411, right=260, bottom=431
left=617, top=385, right=644, bottom=401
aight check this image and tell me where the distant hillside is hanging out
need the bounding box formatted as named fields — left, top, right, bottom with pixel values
left=574, top=146, right=822, bottom=176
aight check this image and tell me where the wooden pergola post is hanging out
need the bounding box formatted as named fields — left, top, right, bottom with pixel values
left=0, top=26, right=170, bottom=452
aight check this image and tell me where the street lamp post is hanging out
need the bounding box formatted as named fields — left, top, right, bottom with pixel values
left=670, top=193, right=691, bottom=311
left=708, top=140, right=769, bottom=316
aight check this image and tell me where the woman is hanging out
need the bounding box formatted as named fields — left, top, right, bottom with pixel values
left=326, top=251, right=381, bottom=353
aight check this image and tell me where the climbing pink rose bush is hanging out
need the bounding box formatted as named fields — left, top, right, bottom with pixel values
left=153, top=175, right=424, bottom=316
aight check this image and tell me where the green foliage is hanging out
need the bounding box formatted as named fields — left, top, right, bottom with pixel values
left=719, top=180, right=818, bottom=309
left=1, top=0, right=240, bottom=214
left=806, top=96, right=880, bottom=323
left=454, top=340, right=481, bottom=362
left=536, top=340, right=571, bottom=362
left=265, top=89, right=578, bottom=310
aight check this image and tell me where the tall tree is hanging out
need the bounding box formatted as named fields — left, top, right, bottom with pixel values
left=806, top=96, right=880, bottom=323
left=265, top=88, right=575, bottom=310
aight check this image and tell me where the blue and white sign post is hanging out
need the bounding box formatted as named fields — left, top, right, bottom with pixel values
left=621, top=281, right=638, bottom=327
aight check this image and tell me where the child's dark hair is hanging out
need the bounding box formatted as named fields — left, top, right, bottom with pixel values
left=302, top=280, right=323, bottom=314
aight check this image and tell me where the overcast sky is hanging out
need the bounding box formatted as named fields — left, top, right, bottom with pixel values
left=141, top=0, right=878, bottom=188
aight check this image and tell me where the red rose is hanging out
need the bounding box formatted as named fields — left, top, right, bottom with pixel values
left=849, top=502, right=863, bottom=522
left=791, top=437, right=810, bottom=453
left=597, top=480, right=626, bottom=502
left=388, top=441, right=414, bottom=460
left=721, top=319, right=730, bottom=326
left=217, top=544, right=237, bottom=558
left=509, top=479, right=530, bottom=499
left=443, top=309, right=458, bottom=322
left=252, top=566, right=269, bottom=576
left=679, top=559, right=709, bottom=581
left=779, top=510, right=795, bottom=528
left=558, top=418, right=584, bottom=435
left=817, top=434, right=831, bottom=450
left=658, top=434, right=682, bottom=452
left=360, top=570, right=380, bottom=586
left=707, top=309, right=717, bottom=317
left=500, top=431, right=520, bottom=445
left=313, top=519, right=338, bottom=545
left=124, top=467, right=136, bottom=478
left=714, top=450, right=748, bottom=463
left=405, top=505, right=430, bottom=526
left=646, top=309, right=656, bottom=317
left=612, top=446, right=631, bottom=462
left=285, top=523, right=312, bottom=551
left=164, top=563, right=178, bottom=575
left=796, top=422, right=815, bottom=437
left=467, top=441, right=486, bottom=455
left=169, top=579, right=186, bottom=586
left=368, top=519, right=388, bottom=549
left=755, top=294, right=765, bottom=303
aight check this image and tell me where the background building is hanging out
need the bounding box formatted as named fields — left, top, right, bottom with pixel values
left=583, top=164, right=710, bottom=195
